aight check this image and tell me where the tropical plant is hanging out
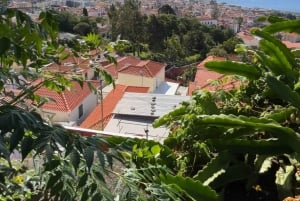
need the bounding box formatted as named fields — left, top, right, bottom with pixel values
left=112, top=18, right=300, bottom=201
left=0, top=7, right=124, bottom=201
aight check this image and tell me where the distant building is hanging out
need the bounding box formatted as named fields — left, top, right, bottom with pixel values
left=198, top=16, right=218, bottom=26
left=281, top=32, right=300, bottom=43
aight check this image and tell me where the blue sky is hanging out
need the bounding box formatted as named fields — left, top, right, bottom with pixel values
left=216, top=0, right=299, bottom=12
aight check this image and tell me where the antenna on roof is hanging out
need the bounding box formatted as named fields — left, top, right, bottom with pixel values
left=144, top=124, right=149, bottom=139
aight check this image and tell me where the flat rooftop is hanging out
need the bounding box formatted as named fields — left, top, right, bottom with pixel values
left=112, top=92, right=190, bottom=117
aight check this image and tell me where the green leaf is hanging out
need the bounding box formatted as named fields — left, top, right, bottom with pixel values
left=97, top=150, right=106, bottom=167
left=91, top=193, right=103, bottom=201
left=160, top=174, right=218, bottom=201
left=93, top=169, right=105, bottom=182
left=193, top=114, right=300, bottom=153
left=262, top=107, right=297, bottom=122
left=80, top=187, right=90, bottom=201
left=252, top=29, right=297, bottom=71
left=151, top=145, right=161, bottom=155
left=209, top=164, right=252, bottom=189
left=194, top=152, right=232, bottom=183
left=46, top=171, right=62, bottom=189
left=59, top=52, right=69, bottom=61
left=9, top=127, right=24, bottom=152
left=204, top=60, right=260, bottom=80
left=70, top=150, right=80, bottom=171
left=153, top=106, right=186, bottom=127
left=50, top=181, right=64, bottom=196
left=77, top=173, right=88, bottom=189
left=266, top=74, right=300, bottom=109
left=263, top=20, right=300, bottom=34
left=21, top=137, right=33, bottom=160
left=100, top=69, right=114, bottom=86
left=0, top=140, right=9, bottom=159
left=84, top=147, right=94, bottom=171
left=44, top=159, right=61, bottom=171
left=0, top=37, right=11, bottom=56
left=209, top=139, right=293, bottom=154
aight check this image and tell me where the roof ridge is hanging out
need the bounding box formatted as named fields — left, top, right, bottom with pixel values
left=143, top=63, right=154, bottom=77
left=61, top=91, right=71, bottom=112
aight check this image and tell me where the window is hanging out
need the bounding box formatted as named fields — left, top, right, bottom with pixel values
left=79, top=104, right=83, bottom=118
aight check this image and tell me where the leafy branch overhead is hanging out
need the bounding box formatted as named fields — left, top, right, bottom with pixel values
left=0, top=8, right=125, bottom=200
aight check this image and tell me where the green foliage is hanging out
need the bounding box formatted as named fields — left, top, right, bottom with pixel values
left=0, top=8, right=123, bottom=201
left=73, top=22, right=92, bottom=36
left=115, top=18, right=300, bottom=200
left=108, top=5, right=235, bottom=66
left=158, top=4, right=176, bottom=15
left=54, top=10, right=98, bottom=36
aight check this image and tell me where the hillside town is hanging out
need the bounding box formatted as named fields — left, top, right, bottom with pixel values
left=3, top=0, right=300, bottom=142
left=3, top=0, right=300, bottom=200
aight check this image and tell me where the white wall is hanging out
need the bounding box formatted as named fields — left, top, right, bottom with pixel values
left=40, top=92, right=98, bottom=125
left=117, top=73, right=155, bottom=91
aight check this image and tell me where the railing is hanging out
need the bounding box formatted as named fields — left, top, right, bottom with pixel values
left=63, top=125, right=148, bottom=139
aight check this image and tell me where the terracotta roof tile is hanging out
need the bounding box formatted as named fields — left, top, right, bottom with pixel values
left=119, top=60, right=166, bottom=78
left=104, top=56, right=166, bottom=78
left=188, top=56, right=240, bottom=95
left=44, top=55, right=90, bottom=74
left=125, top=86, right=149, bottom=93
left=80, top=84, right=148, bottom=129
left=104, top=56, right=141, bottom=78
left=282, top=41, right=300, bottom=49
left=35, top=80, right=100, bottom=112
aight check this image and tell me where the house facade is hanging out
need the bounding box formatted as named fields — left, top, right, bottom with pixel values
left=104, top=56, right=167, bottom=92
left=35, top=81, right=99, bottom=125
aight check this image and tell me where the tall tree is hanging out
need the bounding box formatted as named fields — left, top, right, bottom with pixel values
left=82, top=7, right=88, bottom=16
left=108, top=0, right=146, bottom=55
left=158, top=4, right=176, bottom=15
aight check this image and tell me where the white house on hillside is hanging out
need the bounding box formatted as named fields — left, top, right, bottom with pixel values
left=35, top=80, right=100, bottom=125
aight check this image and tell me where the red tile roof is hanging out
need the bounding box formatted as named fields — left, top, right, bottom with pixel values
left=237, top=31, right=255, bottom=41
left=104, top=56, right=141, bottom=78
left=44, top=55, right=91, bottom=75
left=80, top=84, right=148, bottom=129
left=35, top=80, right=100, bottom=112
left=188, top=56, right=240, bottom=95
left=125, top=86, right=149, bottom=93
left=104, top=56, right=167, bottom=78
left=282, top=41, right=300, bottom=49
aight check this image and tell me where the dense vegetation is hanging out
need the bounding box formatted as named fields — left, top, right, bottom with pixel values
left=2, top=2, right=300, bottom=201
left=111, top=17, right=300, bottom=201
left=107, top=0, right=235, bottom=66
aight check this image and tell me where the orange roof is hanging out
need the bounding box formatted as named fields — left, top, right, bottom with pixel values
left=44, top=55, right=90, bottom=74
left=237, top=31, right=255, bottom=41
left=125, top=86, right=149, bottom=93
left=282, top=41, right=300, bottom=49
left=104, top=56, right=141, bottom=78
left=188, top=56, right=240, bottom=95
left=35, top=80, right=100, bottom=112
left=80, top=84, right=148, bottom=129
left=104, top=56, right=167, bottom=78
